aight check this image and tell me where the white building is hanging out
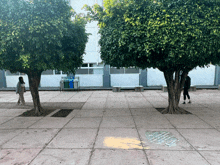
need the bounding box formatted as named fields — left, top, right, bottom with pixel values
left=0, top=0, right=220, bottom=88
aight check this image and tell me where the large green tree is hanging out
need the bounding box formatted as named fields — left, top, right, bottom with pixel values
left=85, top=0, right=220, bottom=114
left=0, top=0, right=88, bottom=115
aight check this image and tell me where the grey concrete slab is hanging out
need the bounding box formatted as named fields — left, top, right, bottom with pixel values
left=47, top=128, right=98, bottom=149
left=100, top=116, right=135, bottom=128
left=64, top=117, right=102, bottom=128
left=131, top=109, right=161, bottom=116
left=199, top=151, right=220, bottom=165
left=0, top=109, right=28, bottom=117
left=128, top=101, right=154, bottom=109
left=105, top=101, right=129, bottom=109
left=30, top=149, right=91, bottom=165
left=124, top=92, right=143, bottom=97
left=138, top=128, right=194, bottom=150
left=0, top=149, right=41, bottom=165
left=2, top=129, right=59, bottom=149
left=104, top=108, right=131, bottom=117
left=94, top=128, right=142, bottom=149
left=178, top=129, right=220, bottom=150
left=107, top=97, right=127, bottom=101
left=0, top=129, right=24, bottom=147
left=29, top=117, right=71, bottom=129
left=0, top=117, right=42, bottom=129
left=0, top=117, right=14, bottom=125
left=164, top=115, right=213, bottom=129
left=82, top=102, right=106, bottom=109
left=75, top=109, right=105, bottom=118
left=133, top=115, right=174, bottom=129
left=198, top=115, right=220, bottom=128
left=90, top=149, right=149, bottom=165
left=145, top=150, right=210, bottom=165
left=108, top=92, right=125, bottom=97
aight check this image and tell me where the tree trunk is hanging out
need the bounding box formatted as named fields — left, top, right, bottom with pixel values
left=162, top=69, right=189, bottom=114
left=27, top=71, right=43, bottom=115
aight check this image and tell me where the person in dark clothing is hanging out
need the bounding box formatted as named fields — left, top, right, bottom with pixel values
left=183, top=75, right=191, bottom=104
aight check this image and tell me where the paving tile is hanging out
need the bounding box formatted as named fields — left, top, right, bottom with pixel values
left=145, top=150, right=209, bottom=165
left=164, top=115, right=212, bottom=129
left=131, top=109, right=160, bottom=116
left=47, top=128, right=98, bottom=149
left=178, top=129, right=220, bottom=150
left=199, top=151, right=220, bottom=165
left=64, top=117, right=102, bottom=128
left=133, top=115, right=174, bottom=129
left=104, top=109, right=131, bottom=116
left=0, top=129, right=24, bottom=147
left=30, top=149, right=91, bottom=165
left=75, top=109, right=105, bottom=118
left=90, top=149, right=149, bottom=165
left=29, top=117, right=71, bottom=129
left=2, top=129, right=59, bottom=149
left=0, top=149, right=41, bottom=165
left=105, top=101, right=129, bottom=109
left=100, top=116, right=135, bottom=128
left=94, top=128, right=141, bottom=149
left=0, top=117, right=42, bottom=129
left=0, top=109, right=28, bottom=117
left=128, top=101, right=153, bottom=109
left=138, top=128, right=194, bottom=150
left=0, top=117, right=14, bottom=125
left=82, top=102, right=106, bottom=109
left=198, top=114, right=220, bottom=129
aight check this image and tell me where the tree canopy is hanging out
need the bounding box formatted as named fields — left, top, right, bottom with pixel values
left=0, top=0, right=89, bottom=115
left=84, top=0, right=220, bottom=113
left=0, top=0, right=88, bottom=74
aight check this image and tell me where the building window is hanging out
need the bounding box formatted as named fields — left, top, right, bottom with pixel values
left=75, top=63, right=104, bottom=75
left=110, top=67, right=140, bottom=74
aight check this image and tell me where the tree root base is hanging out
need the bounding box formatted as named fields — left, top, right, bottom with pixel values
left=161, top=107, right=191, bottom=114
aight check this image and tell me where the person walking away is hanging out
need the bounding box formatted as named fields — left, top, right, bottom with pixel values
left=16, top=77, right=26, bottom=105
left=183, top=75, right=191, bottom=104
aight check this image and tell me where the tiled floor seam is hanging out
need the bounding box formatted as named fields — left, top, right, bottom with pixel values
left=125, top=94, right=151, bottom=165
left=27, top=108, right=81, bottom=165
left=0, top=129, right=27, bottom=149
left=87, top=91, right=108, bottom=165
left=174, top=128, right=212, bottom=165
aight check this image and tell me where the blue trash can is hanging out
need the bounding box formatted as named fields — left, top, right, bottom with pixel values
left=69, top=80, right=74, bottom=88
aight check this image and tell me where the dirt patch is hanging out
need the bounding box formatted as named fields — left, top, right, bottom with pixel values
left=155, top=108, right=192, bottom=114
left=19, top=108, right=56, bottom=117
left=51, top=109, right=74, bottom=117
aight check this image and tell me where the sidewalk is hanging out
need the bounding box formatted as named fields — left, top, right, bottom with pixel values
left=0, top=90, right=220, bottom=165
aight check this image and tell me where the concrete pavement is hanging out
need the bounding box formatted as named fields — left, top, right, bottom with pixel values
left=0, top=90, right=220, bottom=165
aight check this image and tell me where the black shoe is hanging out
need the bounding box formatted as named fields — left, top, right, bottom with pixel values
left=182, top=102, right=186, bottom=104
left=188, top=101, right=191, bottom=104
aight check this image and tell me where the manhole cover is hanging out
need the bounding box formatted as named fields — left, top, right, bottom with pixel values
left=145, top=131, right=179, bottom=147
left=51, top=109, right=73, bottom=117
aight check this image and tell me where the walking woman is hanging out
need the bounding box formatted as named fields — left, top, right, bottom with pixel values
left=16, top=77, right=26, bottom=105
left=182, top=75, right=191, bottom=104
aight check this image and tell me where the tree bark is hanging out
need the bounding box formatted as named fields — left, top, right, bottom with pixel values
left=27, top=71, right=43, bottom=115
left=162, top=69, right=189, bottom=114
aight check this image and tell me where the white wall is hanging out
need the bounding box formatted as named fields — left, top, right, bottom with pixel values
left=76, top=75, right=103, bottom=87
left=6, top=75, right=29, bottom=88
left=147, top=65, right=216, bottom=86
left=70, top=0, right=102, bottom=64
left=147, top=68, right=166, bottom=86
left=111, top=74, right=140, bottom=87
left=6, top=75, right=66, bottom=87
left=189, top=65, right=215, bottom=85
